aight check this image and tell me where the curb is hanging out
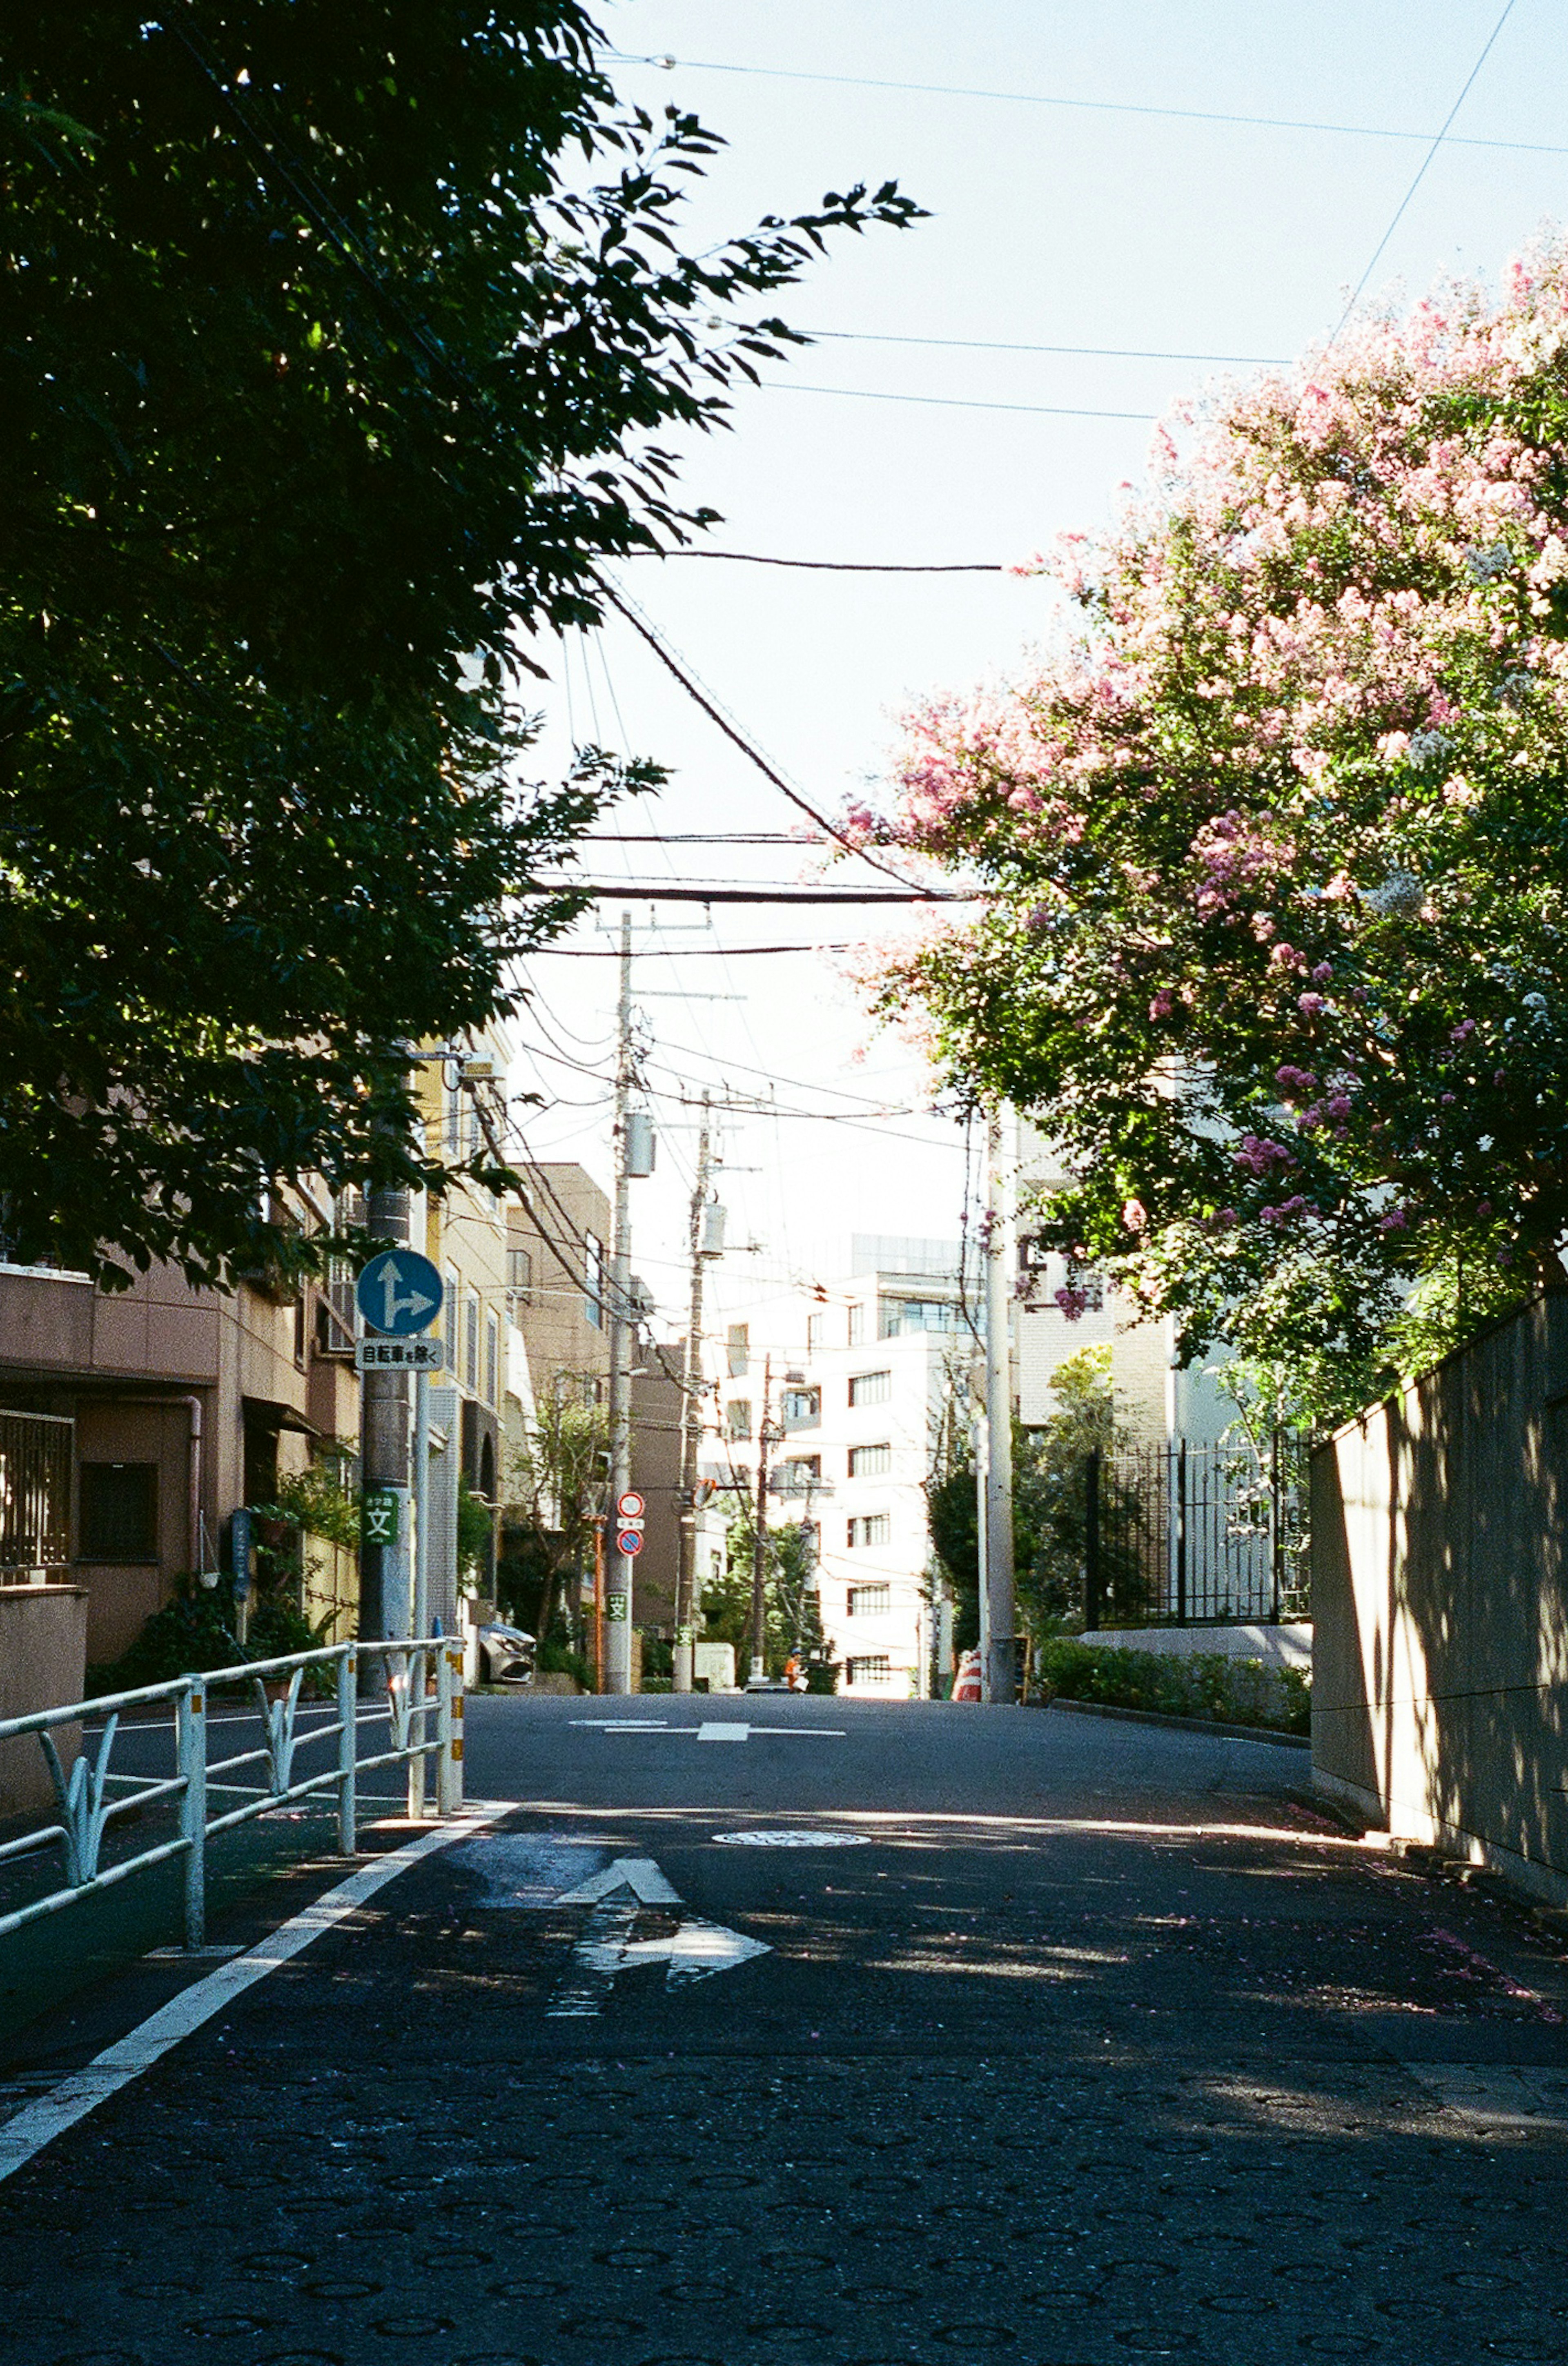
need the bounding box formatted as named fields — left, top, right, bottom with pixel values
left=1047, top=1697, right=1310, bottom=1750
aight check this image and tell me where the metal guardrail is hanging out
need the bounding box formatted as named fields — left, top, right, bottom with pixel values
left=0, top=1637, right=464, bottom=1953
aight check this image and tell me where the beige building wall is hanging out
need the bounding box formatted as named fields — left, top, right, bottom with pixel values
left=0, top=1226, right=354, bottom=1665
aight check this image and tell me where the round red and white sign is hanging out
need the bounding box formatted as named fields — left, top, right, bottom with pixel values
left=617, top=1490, right=646, bottom=1520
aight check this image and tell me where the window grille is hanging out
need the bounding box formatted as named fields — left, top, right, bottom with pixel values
left=847, top=1583, right=891, bottom=1616
left=806, top=1312, right=824, bottom=1352
left=848, top=1443, right=891, bottom=1478
left=848, top=1370, right=891, bottom=1408
left=847, top=1303, right=866, bottom=1347
left=848, top=1513, right=891, bottom=1548
left=846, top=1654, right=892, bottom=1684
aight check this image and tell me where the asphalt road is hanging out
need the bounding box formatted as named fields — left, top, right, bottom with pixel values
left=5, top=1693, right=1568, bottom=2366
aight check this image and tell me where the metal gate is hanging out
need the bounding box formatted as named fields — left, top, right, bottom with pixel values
left=1084, top=1433, right=1309, bottom=1628
left=0, top=1410, right=73, bottom=1583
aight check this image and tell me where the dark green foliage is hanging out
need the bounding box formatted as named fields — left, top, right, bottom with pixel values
left=86, top=1576, right=246, bottom=1694
left=704, top=1513, right=824, bottom=1678
left=1, top=7, right=920, bottom=1284
left=1037, top=1638, right=1310, bottom=1735
left=536, top=1627, right=594, bottom=1691
left=456, top=1477, right=495, bottom=1587
left=87, top=1572, right=332, bottom=1695
left=925, top=1461, right=979, bottom=1652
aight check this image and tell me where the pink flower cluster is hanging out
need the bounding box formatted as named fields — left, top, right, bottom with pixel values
left=1233, top=1134, right=1295, bottom=1176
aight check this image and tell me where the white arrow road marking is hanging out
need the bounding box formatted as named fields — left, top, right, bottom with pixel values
left=541, top=1854, right=771, bottom=2016
left=552, top=1855, right=682, bottom=1907
left=622, top=1920, right=774, bottom=1989
left=566, top=1720, right=844, bottom=1741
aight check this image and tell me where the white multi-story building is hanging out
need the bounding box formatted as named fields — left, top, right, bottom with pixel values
left=713, top=1237, right=965, bottom=1699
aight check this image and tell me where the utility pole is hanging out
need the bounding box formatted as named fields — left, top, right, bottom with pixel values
left=749, top=1354, right=774, bottom=1686
left=604, top=911, right=636, bottom=1693
left=361, top=1182, right=412, bottom=1653
left=673, top=1096, right=715, bottom=1694
left=982, top=1104, right=1018, bottom=1702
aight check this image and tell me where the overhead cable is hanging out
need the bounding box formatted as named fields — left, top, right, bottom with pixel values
left=519, top=882, right=969, bottom=904
left=764, top=382, right=1156, bottom=421
left=645, top=550, right=1003, bottom=573
left=608, top=47, right=1564, bottom=158
left=1330, top=0, right=1520, bottom=342
left=593, top=575, right=933, bottom=889
left=806, top=330, right=1290, bottom=363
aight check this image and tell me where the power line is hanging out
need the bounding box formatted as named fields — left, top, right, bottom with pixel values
left=577, top=832, right=825, bottom=844
left=764, top=382, right=1156, bottom=422
left=646, top=550, right=1004, bottom=573
left=519, top=883, right=969, bottom=904
left=806, top=330, right=1290, bottom=363
left=1331, top=0, right=1520, bottom=342
left=529, top=941, right=859, bottom=958
left=594, top=575, right=931, bottom=889
left=608, top=47, right=1565, bottom=158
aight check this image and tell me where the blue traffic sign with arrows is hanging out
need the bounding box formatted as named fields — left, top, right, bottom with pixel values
left=356, top=1248, right=445, bottom=1337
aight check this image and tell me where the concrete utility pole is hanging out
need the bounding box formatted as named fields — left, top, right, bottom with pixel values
left=748, top=1354, right=774, bottom=1686
left=604, top=911, right=637, bottom=1693
left=361, top=1184, right=412, bottom=1650
left=673, top=1096, right=714, bottom=1694
left=982, top=1104, right=1018, bottom=1702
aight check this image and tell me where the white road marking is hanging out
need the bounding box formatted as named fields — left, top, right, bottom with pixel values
left=541, top=1852, right=771, bottom=2015
left=0, top=1802, right=510, bottom=2185
left=1402, top=2063, right=1568, bottom=2126
left=713, top=1829, right=872, bottom=1848
left=553, top=1855, right=681, bottom=1907
left=567, top=1720, right=844, bottom=1742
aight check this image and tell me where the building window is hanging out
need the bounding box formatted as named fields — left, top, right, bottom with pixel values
left=848, top=1442, right=891, bottom=1479
left=774, top=1456, right=821, bottom=1497
left=486, top=1312, right=499, bottom=1406
left=506, top=1246, right=532, bottom=1305
left=848, top=1370, right=891, bottom=1408
left=465, top=1292, right=480, bottom=1393
left=727, top=1323, right=750, bottom=1377
left=584, top=1232, right=604, bottom=1329
left=726, top=1399, right=753, bottom=1441
left=879, top=1296, right=960, bottom=1339
left=846, top=1654, right=892, bottom=1686
left=848, top=1514, right=891, bottom=1549
left=847, top=1583, right=891, bottom=1617
left=444, top=1264, right=459, bottom=1372
left=781, top=1386, right=820, bottom=1431
left=79, top=1462, right=158, bottom=1562
left=847, top=1303, right=865, bottom=1347
left=806, top=1312, right=824, bottom=1353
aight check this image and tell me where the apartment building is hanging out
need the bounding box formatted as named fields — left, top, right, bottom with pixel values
left=1015, top=1123, right=1230, bottom=1445
left=717, top=1237, right=963, bottom=1698
left=0, top=1212, right=358, bottom=1666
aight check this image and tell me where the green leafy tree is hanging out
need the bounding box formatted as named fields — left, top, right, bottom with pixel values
left=869, top=244, right=1568, bottom=1425
left=501, top=1381, right=608, bottom=1641
left=2, top=6, right=920, bottom=1285
left=703, top=1512, right=824, bottom=1679
left=927, top=1350, right=1149, bottom=1650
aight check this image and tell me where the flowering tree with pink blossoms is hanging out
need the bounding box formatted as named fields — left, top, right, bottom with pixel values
left=868, top=245, right=1568, bottom=1421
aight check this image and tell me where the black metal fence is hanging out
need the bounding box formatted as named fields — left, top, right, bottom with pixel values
left=0, top=1409, right=74, bottom=1582
left=1084, top=1433, right=1310, bottom=1629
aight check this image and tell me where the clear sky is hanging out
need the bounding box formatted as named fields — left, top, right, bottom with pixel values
left=509, top=0, right=1568, bottom=1337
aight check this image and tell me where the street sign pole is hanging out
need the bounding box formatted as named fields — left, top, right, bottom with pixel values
left=413, top=1365, right=430, bottom=1642
left=605, top=912, right=636, bottom=1693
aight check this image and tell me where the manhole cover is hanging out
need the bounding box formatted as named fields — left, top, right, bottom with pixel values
left=712, top=1830, right=871, bottom=1848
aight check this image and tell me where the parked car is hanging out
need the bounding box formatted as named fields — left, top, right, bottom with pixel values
left=950, top=1649, right=982, bottom=1702
left=477, top=1624, right=535, bottom=1685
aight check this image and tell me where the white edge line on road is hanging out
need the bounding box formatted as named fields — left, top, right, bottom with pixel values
left=0, top=1800, right=509, bottom=2186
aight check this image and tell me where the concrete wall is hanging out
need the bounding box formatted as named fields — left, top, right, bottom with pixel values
left=1311, top=1291, right=1568, bottom=1907
left=1084, top=1622, right=1311, bottom=1670
left=0, top=1585, right=87, bottom=1815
